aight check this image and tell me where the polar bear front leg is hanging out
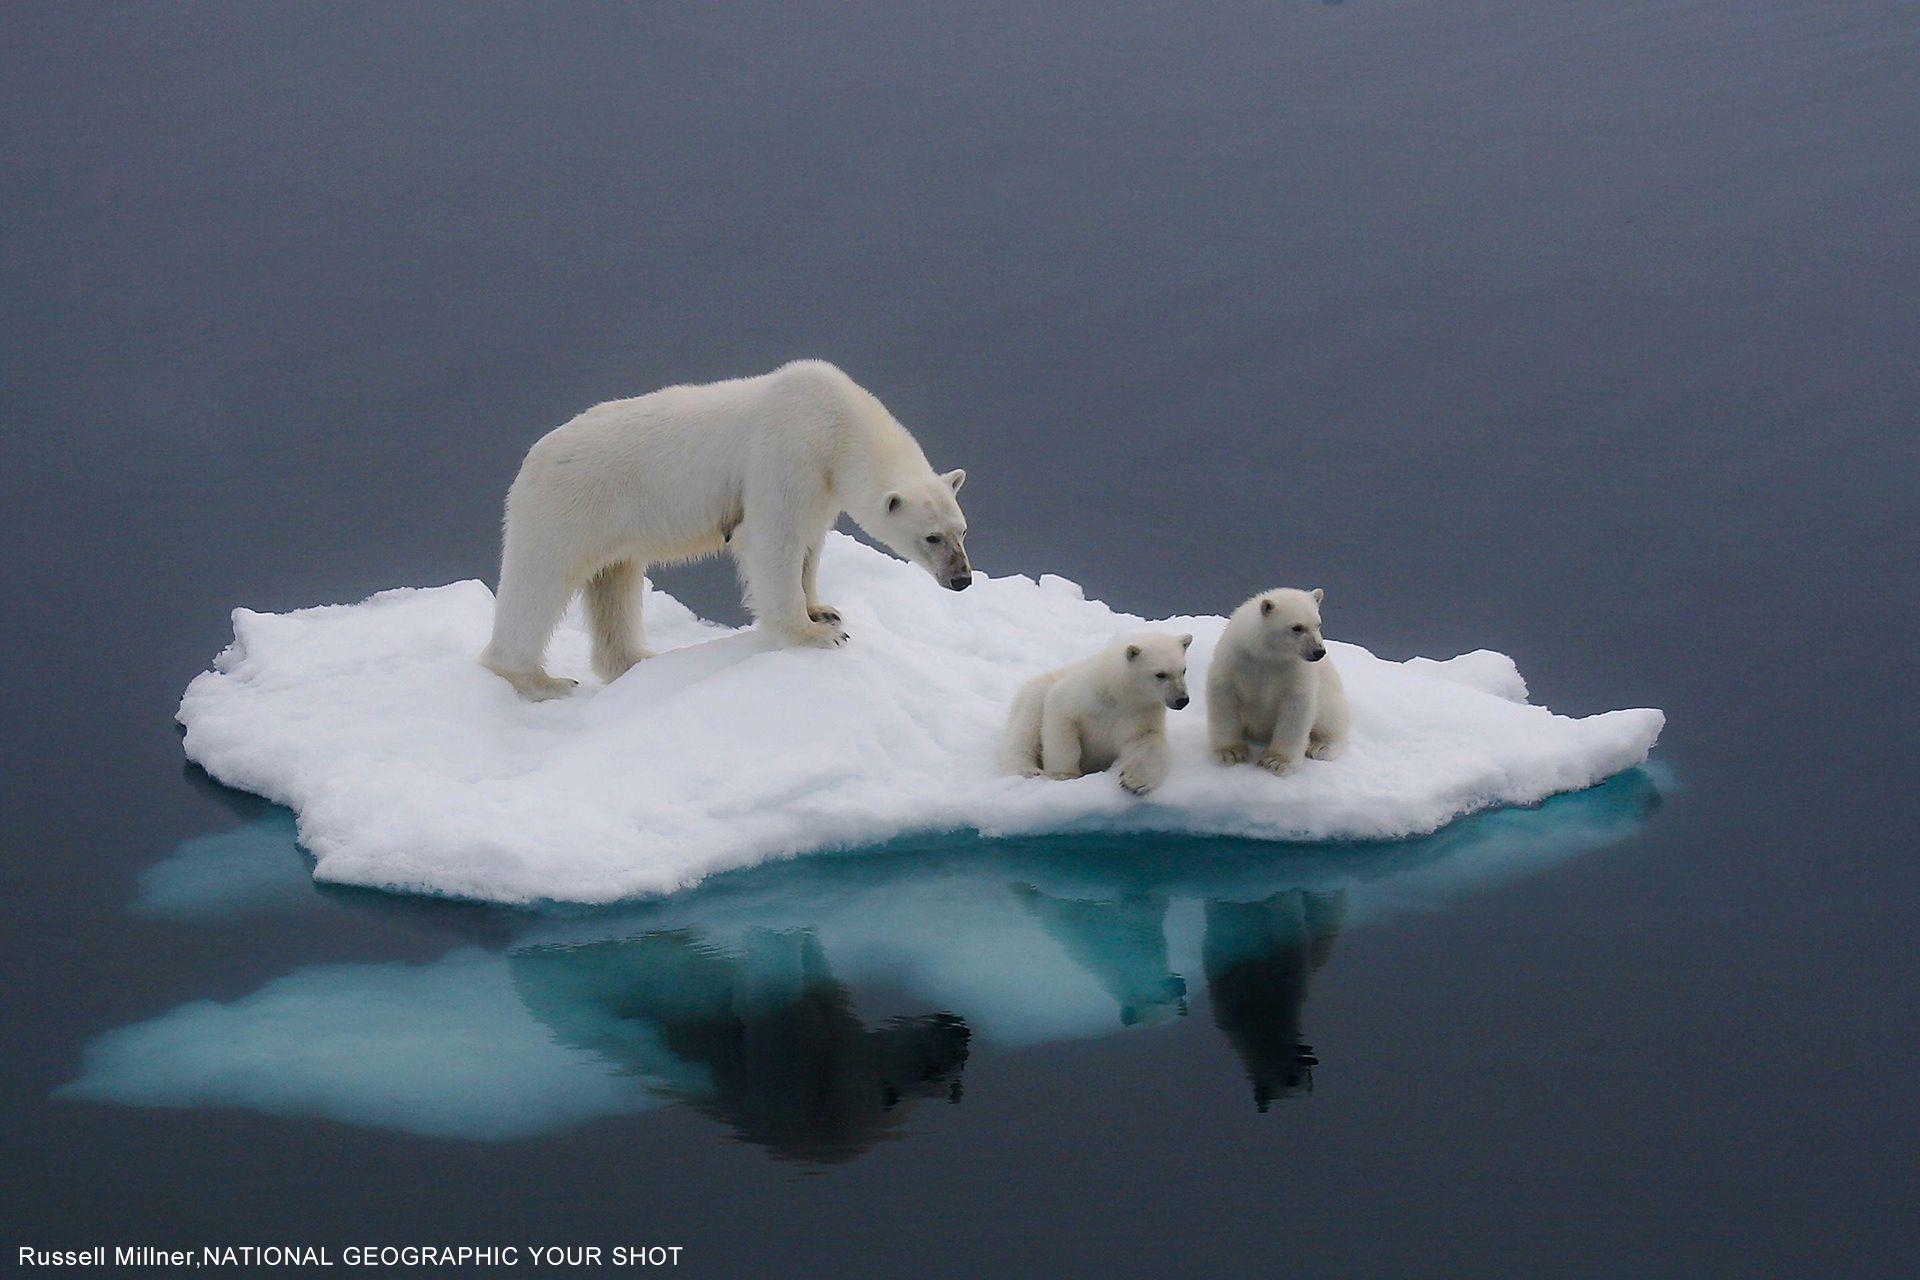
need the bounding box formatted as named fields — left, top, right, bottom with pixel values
left=1116, top=732, right=1169, bottom=796
left=1257, top=697, right=1316, bottom=775
left=739, top=525, right=847, bottom=649
left=801, top=536, right=840, bottom=626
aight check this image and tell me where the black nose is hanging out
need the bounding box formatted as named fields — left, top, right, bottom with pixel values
left=1171, top=695, right=1190, bottom=709
left=1308, top=648, right=1326, bottom=661
left=949, top=573, right=972, bottom=591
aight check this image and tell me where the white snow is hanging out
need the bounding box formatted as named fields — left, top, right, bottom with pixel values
left=177, top=533, right=1663, bottom=905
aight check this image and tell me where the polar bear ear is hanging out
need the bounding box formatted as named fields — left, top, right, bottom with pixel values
left=1125, top=644, right=1142, bottom=661
left=942, top=469, right=966, bottom=493
left=1179, top=633, right=1193, bottom=649
left=1311, top=587, right=1324, bottom=603
left=1260, top=598, right=1275, bottom=616
left=886, top=492, right=903, bottom=513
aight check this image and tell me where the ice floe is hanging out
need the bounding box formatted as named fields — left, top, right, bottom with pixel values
left=177, top=534, right=1663, bottom=904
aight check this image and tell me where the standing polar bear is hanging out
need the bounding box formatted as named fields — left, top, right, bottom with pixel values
left=1000, top=632, right=1193, bottom=795
left=481, top=361, right=973, bottom=699
left=1208, top=588, right=1351, bottom=773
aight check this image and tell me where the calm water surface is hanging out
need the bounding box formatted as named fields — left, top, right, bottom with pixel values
left=3, top=3, right=1916, bottom=1277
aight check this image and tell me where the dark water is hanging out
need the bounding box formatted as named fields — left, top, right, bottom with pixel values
left=3, top=3, right=1916, bottom=1276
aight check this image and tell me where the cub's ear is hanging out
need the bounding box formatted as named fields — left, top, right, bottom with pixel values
left=1310, top=587, right=1324, bottom=603
left=1179, top=633, right=1193, bottom=649
left=1125, top=644, right=1142, bottom=661
left=886, top=492, right=903, bottom=513
left=1260, top=598, right=1274, bottom=616
left=942, top=468, right=967, bottom=493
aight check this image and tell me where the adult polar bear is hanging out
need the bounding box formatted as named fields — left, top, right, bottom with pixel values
left=482, top=361, right=972, bottom=700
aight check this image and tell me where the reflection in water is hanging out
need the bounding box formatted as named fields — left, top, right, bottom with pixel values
left=510, top=929, right=968, bottom=1163
left=70, top=769, right=1663, bottom=1157
left=1013, top=887, right=1187, bottom=1025
left=1203, top=891, right=1347, bottom=1110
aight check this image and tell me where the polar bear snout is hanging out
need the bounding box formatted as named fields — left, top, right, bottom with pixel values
left=1307, top=646, right=1327, bottom=662
left=1167, top=692, right=1191, bottom=710
left=930, top=540, right=971, bottom=590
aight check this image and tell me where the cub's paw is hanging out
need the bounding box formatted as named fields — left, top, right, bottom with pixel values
left=1255, top=751, right=1295, bottom=775
left=1042, top=770, right=1080, bottom=781
left=808, top=604, right=843, bottom=625
left=1212, top=743, right=1251, bottom=766
left=1306, top=738, right=1346, bottom=762
left=1117, top=768, right=1159, bottom=796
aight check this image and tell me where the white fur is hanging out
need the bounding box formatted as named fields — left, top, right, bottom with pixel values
left=1207, top=588, right=1352, bottom=774
left=481, top=361, right=971, bottom=698
left=1000, top=632, right=1193, bottom=796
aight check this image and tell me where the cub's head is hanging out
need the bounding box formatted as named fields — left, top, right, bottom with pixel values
left=877, top=470, right=971, bottom=590
left=1250, top=588, right=1328, bottom=662
left=1120, top=631, right=1193, bottom=709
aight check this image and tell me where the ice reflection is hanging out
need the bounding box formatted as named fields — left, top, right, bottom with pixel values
left=69, top=769, right=1662, bottom=1156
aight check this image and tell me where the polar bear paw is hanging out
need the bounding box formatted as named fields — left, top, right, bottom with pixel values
left=1255, top=750, right=1295, bottom=775
left=497, top=668, right=578, bottom=701
left=1212, top=743, right=1250, bottom=766
left=808, top=604, right=843, bottom=625
left=794, top=618, right=850, bottom=649
left=1117, top=766, right=1159, bottom=796
left=592, top=646, right=656, bottom=685
left=1306, top=737, right=1345, bottom=762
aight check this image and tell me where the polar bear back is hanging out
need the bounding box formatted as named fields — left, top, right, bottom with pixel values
left=506, top=360, right=914, bottom=561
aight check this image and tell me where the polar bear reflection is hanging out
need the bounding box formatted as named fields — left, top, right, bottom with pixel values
left=77, top=769, right=1663, bottom=1155
left=510, top=929, right=969, bottom=1163
left=1202, top=890, right=1346, bottom=1110
left=1012, top=887, right=1188, bottom=1025
left=1013, top=884, right=1347, bottom=1106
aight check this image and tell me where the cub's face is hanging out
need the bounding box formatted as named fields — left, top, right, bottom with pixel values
left=1255, top=588, right=1328, bottom=662
left=880, top=470, right=971, bottom=590
left=1123, top=632, right=1193, bottom=709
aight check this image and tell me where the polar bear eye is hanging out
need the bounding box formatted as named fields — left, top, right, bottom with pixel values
left=1291, top=624, right=1306, bottom=633
left=925, top=534, right=944, bottom=545
left=1155, top=671, right=1169, bottom=679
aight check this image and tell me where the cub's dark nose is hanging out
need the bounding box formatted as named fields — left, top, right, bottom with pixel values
left=1308, top=647, right=1327, bottom=662
left=1171, top=695, right=1190, bottom=710
left=948, top=573, right=973, bottom=591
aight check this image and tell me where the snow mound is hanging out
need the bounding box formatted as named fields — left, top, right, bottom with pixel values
left=178, top=534, right=1663, bottom=904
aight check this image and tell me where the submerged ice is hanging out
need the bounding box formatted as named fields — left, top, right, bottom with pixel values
left=177, top=534, right=1664, bottom=904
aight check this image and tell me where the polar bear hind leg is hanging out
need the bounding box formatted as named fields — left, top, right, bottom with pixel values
left=998, top=675, right=1052, bottom=776
left=480, top=525, right=581, bottom=701
left=585, top=559, right=654, bottom=683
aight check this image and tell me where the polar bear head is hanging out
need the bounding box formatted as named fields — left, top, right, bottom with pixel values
left=1119, top=631, right=1193, bottom=710
left=875, top=470, right=972, bottom=590
left=1252, top=588, right=1328, bottom=662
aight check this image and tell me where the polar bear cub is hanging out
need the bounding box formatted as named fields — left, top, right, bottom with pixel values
left=1208, top=588, right=1351, bottom=774
left=1000, top=632, right=1193, bottom=795
left=481, top=360, right=972, bottom=700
